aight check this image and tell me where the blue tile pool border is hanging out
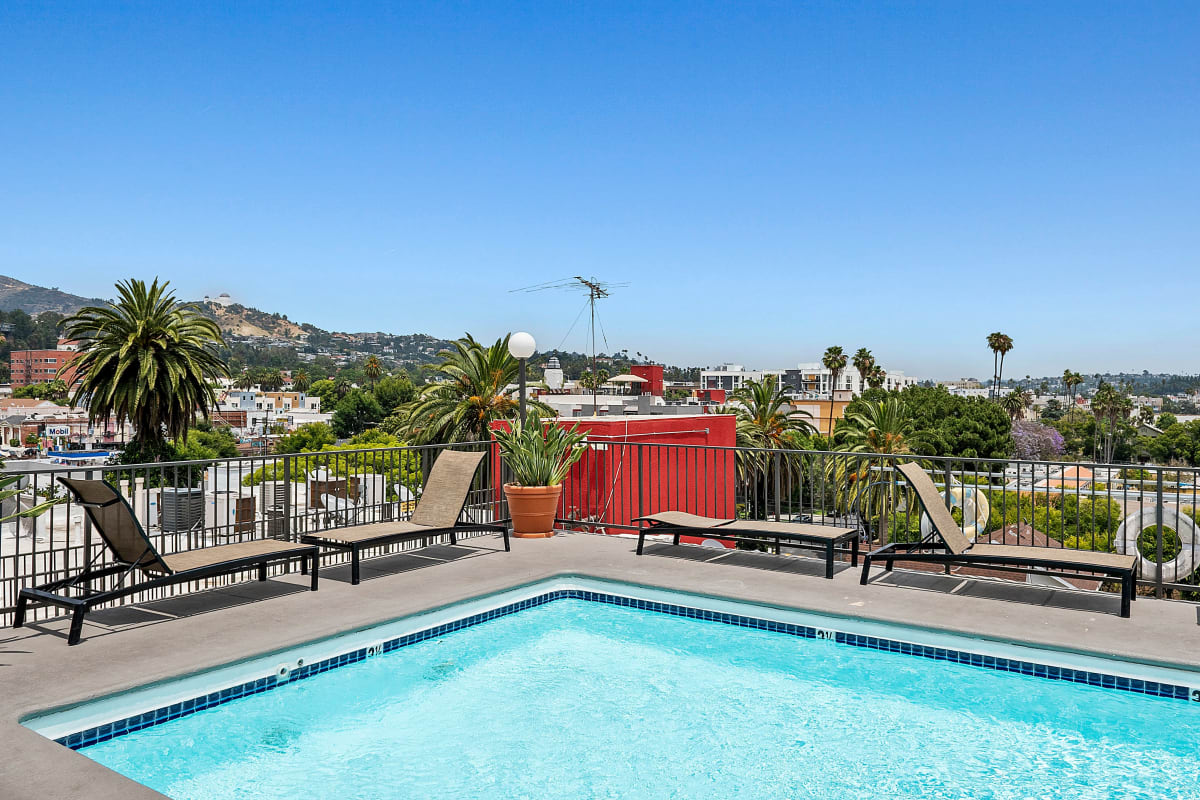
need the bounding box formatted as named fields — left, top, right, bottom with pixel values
left=56, top=587, right=1200, bottom=750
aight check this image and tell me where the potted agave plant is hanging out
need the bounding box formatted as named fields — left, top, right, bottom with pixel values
left=494, top=415, right=588, bottom=538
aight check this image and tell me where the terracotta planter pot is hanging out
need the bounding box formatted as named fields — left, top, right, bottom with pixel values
left=504, top=483, right=562, bottom=538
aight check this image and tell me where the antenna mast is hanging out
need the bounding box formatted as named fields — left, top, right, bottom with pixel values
left=575, top=276, right=609, bottom=413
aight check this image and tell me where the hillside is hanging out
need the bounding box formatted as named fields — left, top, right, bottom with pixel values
left=0, top=275, right=102, bottom=315
left=198, top=301, right=309, bottom=339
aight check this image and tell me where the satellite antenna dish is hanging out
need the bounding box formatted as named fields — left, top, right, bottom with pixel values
left=510, top=276, right=628, bottom=413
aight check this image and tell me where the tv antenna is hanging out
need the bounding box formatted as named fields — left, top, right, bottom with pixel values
left=511, top=276, right=628, bottom=413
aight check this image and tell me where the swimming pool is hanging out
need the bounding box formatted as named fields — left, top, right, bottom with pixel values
left=26, top=578, right=1200, bottom=799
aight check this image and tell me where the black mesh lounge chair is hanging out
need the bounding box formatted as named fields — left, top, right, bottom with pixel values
left=14, top=478, right=320, bottom=645
left=301, top=449, right=509, bottom=584
left=633, top=511, right=859, bottom=579
left=860, top=462, right=1139, bottom=617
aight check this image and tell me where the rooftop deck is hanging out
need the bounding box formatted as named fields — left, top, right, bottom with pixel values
left=2, top=531, right=1198, bottom=799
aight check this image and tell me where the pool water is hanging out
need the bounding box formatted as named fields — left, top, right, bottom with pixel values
left=81, top=598, right=1200, bottom=800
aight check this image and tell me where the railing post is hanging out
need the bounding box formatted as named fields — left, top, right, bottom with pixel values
left=773, top=450, right=782, bottom=521
left=282, top=453, right=292, bottom=541
left=943, top=465, right=954, bottom=513
left=637, top=444, right=644, bottom=521
left=1155, top=468, right=1164, bottom=599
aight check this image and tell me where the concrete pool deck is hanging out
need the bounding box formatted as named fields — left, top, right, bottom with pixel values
left=2, top=531, right=1198, bottom=799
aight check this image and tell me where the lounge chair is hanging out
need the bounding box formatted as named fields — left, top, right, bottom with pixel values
left=634, top=511, right=859, bottom=579
left=14, top=478, right=320, bottom=645
left=860, top=462, right=1139, bottom=616
left=301, top=449, right=508, bottom=584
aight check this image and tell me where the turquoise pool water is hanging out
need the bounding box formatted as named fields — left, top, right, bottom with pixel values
left=79, top=597, right=1200, bottom=800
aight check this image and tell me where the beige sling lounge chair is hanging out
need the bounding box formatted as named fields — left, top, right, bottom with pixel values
left=14, top=477, right=319, bottom=645
left=860, top=462, right=1139, bottom=617
left=301, top=449, right=508, bottom=584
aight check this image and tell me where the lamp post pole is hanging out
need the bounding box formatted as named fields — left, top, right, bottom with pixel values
left=518, top=357, right=528, bottom=424
left=508, top=332, right=537, bottom=427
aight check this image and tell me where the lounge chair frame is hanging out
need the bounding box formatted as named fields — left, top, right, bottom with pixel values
left=859, top=463, right=1139, bottom=617
left=14, top=478, right=320, bottom=645
left=301, top=450, right=509, bottom=585
left=634, top=513, right=859, bottom=579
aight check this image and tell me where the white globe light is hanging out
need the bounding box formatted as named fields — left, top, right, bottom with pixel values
left=508, top=331, right=536, bottom=359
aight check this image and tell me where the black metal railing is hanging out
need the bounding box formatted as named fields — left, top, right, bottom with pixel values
left=4, top=441, right=1198, bottom=626
left=0, top=441, right=501, bottom=625
left=554, top=443, right=1200, bottom=600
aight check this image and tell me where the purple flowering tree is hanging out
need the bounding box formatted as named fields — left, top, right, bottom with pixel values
left=1011, top=420, right=1065, bottom=461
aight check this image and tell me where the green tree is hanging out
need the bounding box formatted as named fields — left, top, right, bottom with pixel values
left=866, top=364, right=886, bottom=389
left=398, top=334, right=550, bottom=444
left=273, top=422, right=336, bottom=454
left=821, top=345, right=848, bottom=436
left=234, top=371, right=255, bottom=390
left=899, top=385, right=1012, bottom=460
left=373, top=373, right=416, bottom=412
left=728, top=375, right=815, bottom=450
left=61, top=278, right=228, bottom=452
left=308, top=379, right=339, bottom=410
left=1001, top=389, right=1031, bottom=421
left=331, top=389, right=385, bottom=438
left=292, top=369, right=310, bottom=393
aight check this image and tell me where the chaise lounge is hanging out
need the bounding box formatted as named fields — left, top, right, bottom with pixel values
left=860, top=462, right=1139, bottom=616
left=14, top=477, right=320, bottom=645
left=634, top=511, right=859, bottom=579
left=301, top=449, right=508, bottom=584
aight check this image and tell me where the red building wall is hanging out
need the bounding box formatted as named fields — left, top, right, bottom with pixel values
left=494, top=414, right=737, bottom=539
left=9, top=348, right=80, bottom=388
left=629, top=364, right=664, bottom=396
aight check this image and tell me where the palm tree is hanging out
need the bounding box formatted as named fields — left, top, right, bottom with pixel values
left=60, top=278, right=228, bottom=451
left=728, top=375, right=815, bottom=450
left=720, top=375, right=814, bottom=495
left=234, top=371, right=255, bottom=390
left=1001, top=389, right=1031, bottom=421
left=821, top=346, right=848, bottom=436
left=866, top=364, right=886, bottom=389
left=334, top=377, right=352, bottom=400
left=399, top=334, right=551, bottom=444
left=259, top=370, right=284, bottom=392
left=833, top=397, right=927, bottom=544
left=995, top=333, right=1014, bottom=394
left=1062, top=370, right=1083, bottom=418
left=852, top=348, right=875, bottom=396
left=364, top=355, right=382, bottom=390
left=292, top=369, right=310, bottom=393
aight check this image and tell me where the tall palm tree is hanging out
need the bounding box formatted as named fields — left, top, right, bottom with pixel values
left=1063, top=370, right=1083, bottom=418
left=292, top=369, right=310, bottom=393
left=364, top=355, right=382, bottom=390
left=234, top=371, right=255, bottom=390
left=60, top=278, right=228, bottom=449
left=852, top=348, right=875, bottom=396
left=334, top=377, right=352, bottom=400
left=866, top=364, right=886, bottom=389
left=986, top=332, right=1011, bottom=399
left=821, top=346, right=848, bottom=436
left=399, top=334, right=551, bottom=444
left=995, top=333, right=1014, bottom=394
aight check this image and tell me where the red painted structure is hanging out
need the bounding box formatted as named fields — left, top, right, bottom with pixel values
left=629, top=364, right=664, bottom=396
left=493, top=413, right=737, bottom=543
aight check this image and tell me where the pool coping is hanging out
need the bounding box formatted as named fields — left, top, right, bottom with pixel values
left=2, top=532, right=1199, bottom=799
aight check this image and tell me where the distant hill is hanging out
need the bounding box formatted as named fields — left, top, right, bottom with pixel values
left=0, top=275, right=103, bottom=315
left=197, top=301, right=309, bottom=339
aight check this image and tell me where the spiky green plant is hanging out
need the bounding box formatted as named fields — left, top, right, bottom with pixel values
left=493, top=415, right=589, bottom=486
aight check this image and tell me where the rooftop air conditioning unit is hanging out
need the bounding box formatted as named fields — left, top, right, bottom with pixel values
left=160, top=487, right=204, bottom=533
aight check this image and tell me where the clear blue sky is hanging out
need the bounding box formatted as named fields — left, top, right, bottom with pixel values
left=2, top=2, right=1197, bottom=380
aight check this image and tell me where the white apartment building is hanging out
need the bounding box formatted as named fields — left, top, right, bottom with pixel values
left=701, top=362, right=918, bottom=398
